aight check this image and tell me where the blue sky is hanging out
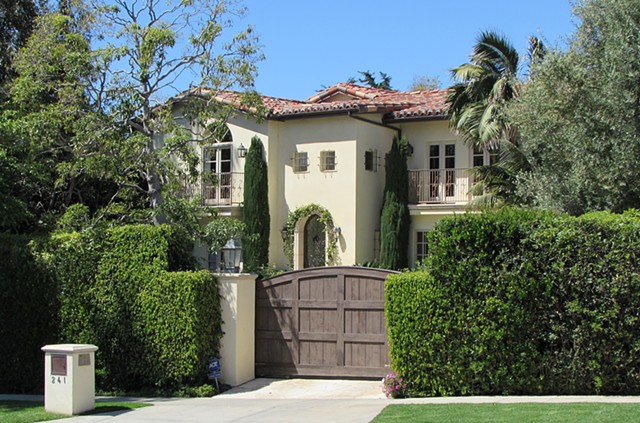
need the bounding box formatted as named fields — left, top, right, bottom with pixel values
left=241, top=0, right=577, bottom=100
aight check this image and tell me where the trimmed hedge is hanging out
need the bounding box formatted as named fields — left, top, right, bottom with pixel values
left=56, top=224, right=219, bottom=390
left=1, top=224, right=221, bottom=392
left=0, top=234, right=58, bottom=393
left=137, top=271, right=222, bottom=387
left=386, top=208, right=640, bottom=396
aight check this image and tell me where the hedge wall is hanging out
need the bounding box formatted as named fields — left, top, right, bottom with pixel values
left=0, top=234, right=58, bottom=393
left=0, top=224, right=221, bottom=393
left=386, top=209, right=640, bottom=396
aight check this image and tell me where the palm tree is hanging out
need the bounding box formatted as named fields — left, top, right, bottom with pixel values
left=447, top=31, right=544, bottom=206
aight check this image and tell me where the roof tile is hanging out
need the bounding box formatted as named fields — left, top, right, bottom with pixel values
left=214, top=83, right=448, bottom=120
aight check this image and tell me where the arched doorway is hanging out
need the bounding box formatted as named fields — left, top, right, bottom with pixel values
left=303, top=215, right=326, bottom=268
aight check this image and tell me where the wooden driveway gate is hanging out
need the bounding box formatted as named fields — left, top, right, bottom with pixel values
left=255, top=266, right=397, bottom=378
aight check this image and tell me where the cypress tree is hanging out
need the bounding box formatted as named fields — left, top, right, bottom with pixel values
left=242, top=136, right=270, bottom=272
left=379, top=136, right=410, bottom=270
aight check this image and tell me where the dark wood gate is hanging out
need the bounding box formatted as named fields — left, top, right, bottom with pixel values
left=255, top=266, right=397, bottom=378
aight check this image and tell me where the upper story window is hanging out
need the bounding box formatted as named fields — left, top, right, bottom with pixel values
left=473, top=146, right=500, bottom=167
left=203, top=145, right=232, bottom=204
left=428, top=143, right=456, bottom=170
left=293, top=151, right=309, bottom=173
left=365, top=150, right=378, bottom=172
left=320, top=150, right=336, bottom=172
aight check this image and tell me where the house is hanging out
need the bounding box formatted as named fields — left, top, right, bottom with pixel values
left=193, top=82, right=484, bottom=271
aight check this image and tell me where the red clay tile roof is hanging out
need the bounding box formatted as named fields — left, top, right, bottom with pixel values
left=213, top=83, right=448, bottom=121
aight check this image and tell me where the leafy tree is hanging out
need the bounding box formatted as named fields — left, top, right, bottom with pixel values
left=0, top=12, right=117, bottom=232
left=1, top=0, right=264, bottom=231
left=408, top=74, right=441, bottom=91
left=511, top=0, right=640, bottom=215
left=319, top=70, right=394, bottom=92
left=0, top=0, right=40, bottom=87
left=447, top=31, right=544, bottom=207
left=379, top=136, right=410, bottom=270
left=242, top=136, right=269, bottom=272
left=355, top=70, right=392, bottom=90
left=88, top=0, right=264, bottom=224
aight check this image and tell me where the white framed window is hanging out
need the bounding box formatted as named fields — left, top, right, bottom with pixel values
left=472, top=146, right=500, bottom=167
left=203, top=145, right=232, bottom=203
left=427, top=143, right=456, bottom=198
left=416, top=231, right=429, bottom=264
left=320, top=150, right=336, bottom=172
left=293, top=151, right=309, bottom=173
left=365, top=149, right=378, bottom=172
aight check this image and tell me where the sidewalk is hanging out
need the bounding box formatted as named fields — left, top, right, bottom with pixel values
left=5, top=378, right=640, bottom=423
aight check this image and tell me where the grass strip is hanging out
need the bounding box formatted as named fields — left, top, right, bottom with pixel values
left=1, top=400, right=151, bottom=423
left=372, top=403, right=640, bottom=423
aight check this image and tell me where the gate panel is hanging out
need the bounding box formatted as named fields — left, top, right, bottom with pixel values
left=255, top=267, right=397, bottom=378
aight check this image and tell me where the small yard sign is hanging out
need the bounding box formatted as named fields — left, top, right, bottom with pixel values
left=207, top=357, right=222, bottom=390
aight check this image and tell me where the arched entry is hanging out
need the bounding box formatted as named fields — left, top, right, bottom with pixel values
left=286, top=204, right=338, bottom=270
left=303, top=215, right=326, bottom=268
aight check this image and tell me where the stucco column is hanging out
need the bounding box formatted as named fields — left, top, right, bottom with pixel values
left=217, top=273, right=256, bottom=386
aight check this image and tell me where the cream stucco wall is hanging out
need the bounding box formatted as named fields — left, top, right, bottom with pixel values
left=268, top=116, right=359, bottom=268
left=400, top=119, right=472, bottom=170
left=195, top=112, right=478, bottom=270
left=400, top=119, right=474, bottom=267
left=353, top=117, right=396, bottom=264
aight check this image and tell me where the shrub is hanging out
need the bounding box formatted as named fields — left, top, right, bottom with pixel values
left=242, top=136, right=270, bottom=272
left=1, top=224, right=221, bottom=393
left=386, top=208, right=640, bottom=396
left=0, top=234, right=58, bottom=393
left=382, top=371, right=408, bottom=398
left=379, top=136, right=410, bottom=270
left=46, top=224, right=219, bottom=391
left=137, top=271, right=221, bottom=387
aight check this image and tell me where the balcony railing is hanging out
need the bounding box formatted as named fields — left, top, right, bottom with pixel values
left=203, top=172, right=244, bottom=206
left=408, top=168, right=473, bottom=204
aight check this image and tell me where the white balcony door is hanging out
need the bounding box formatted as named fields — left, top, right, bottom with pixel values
left=427, top=143, right=456, bottom=200
left=204, top=146, right=232, bottom=203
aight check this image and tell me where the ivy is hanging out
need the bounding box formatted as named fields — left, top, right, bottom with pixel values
left=283, top=204, right=339, bottom=267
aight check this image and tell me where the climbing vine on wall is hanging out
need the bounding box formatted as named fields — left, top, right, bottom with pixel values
left=283, top=204, right=339, bottom=267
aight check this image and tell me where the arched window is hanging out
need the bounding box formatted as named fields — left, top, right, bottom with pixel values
left=303, top=215, right=326, bottom=268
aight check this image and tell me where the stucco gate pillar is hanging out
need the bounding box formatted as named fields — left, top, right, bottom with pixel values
left=217, top=273, right=256, bottom=386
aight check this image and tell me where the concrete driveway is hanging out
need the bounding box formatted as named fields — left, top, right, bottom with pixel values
left=19, top=378, right=640, bottom=423
left=48, top=378, right=393, bottom=423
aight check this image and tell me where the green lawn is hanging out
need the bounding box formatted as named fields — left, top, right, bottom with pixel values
left=0, top=400, right=151, bottom=423
left=372, top=403, right=640, bottom=423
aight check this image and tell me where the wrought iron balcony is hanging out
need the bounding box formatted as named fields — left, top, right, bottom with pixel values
left=408, top=168, right=473, bottom=204
left=202, top=172, right=244, bottom=206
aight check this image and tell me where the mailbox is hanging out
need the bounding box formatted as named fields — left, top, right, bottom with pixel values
left=41, top=344, right=98, bottom=415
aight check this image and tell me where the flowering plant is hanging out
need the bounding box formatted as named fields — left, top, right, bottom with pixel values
left=382, top=371, right=408, bottom=398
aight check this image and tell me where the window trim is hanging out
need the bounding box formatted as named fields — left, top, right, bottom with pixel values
left=319, top=150, right=337, bottom=172
left=472, top=146, right=499, bottom=167
left=416, top=230, right=429, bottom=265
left=293, top=151, right=309, bottom=173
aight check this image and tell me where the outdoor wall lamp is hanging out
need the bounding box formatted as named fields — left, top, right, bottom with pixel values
left=280, top=227, right=288, bottom=241
left=406, top=142, right=414, bottom=157
left=333, top=226, right=342, bottom=237
left=237, top=144, right=247, bottom=158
